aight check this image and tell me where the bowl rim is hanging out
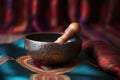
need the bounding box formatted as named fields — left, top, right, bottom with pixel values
left=24, top=32, right=82, bottom=43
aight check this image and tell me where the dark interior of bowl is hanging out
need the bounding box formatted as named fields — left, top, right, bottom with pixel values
left=25, top=33, right=80, bottom=42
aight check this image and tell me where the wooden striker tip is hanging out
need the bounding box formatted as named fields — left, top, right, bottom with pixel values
left=55, top=22, right=81, bottom=43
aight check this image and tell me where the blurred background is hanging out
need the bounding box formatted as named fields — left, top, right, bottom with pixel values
left=0, top=0, right=120, bottom=48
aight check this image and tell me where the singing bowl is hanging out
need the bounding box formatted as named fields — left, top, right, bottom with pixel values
left=24, top=32, right=82, bottom=66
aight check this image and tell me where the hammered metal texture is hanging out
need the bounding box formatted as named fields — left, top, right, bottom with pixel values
left=24, top=32, right=82, bottom=66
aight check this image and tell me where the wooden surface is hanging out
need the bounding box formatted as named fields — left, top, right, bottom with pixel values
left=0, top=34, right=25, bottom=43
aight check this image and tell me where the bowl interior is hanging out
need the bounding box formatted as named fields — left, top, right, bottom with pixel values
left=25, top=32, right=80, bottom=42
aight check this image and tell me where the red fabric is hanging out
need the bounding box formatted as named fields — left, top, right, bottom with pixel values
left=0, top=0, right=120, bottom=33
left=82, top=40, right=120, bottom=79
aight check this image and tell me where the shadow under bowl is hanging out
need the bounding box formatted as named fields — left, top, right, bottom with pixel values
left=24, top=32, right=82, bottom=66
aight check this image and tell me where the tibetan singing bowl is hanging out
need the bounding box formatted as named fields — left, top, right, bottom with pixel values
left=24, top=32, right=82, bottom=66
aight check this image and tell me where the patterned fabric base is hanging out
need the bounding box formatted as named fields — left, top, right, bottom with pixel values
left=16, top=56, right=81, bottom=80
left=16, top=56, right=79, bottom=74
left=0, top=56, right=14, bottom=64
left=30, top=74, right=70, bottom=80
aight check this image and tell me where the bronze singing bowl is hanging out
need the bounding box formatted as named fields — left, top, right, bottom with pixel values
left=24, top=32, right=82, bottom=66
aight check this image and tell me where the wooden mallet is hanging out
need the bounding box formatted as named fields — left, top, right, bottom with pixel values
left=55, top=22, right=81, bottom=43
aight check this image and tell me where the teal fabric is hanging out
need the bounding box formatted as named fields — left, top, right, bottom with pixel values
left=0, top=39, right=115, bottom=80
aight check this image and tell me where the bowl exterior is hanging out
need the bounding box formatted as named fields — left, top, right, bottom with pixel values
left=24, top=33, right=82, bottom=66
